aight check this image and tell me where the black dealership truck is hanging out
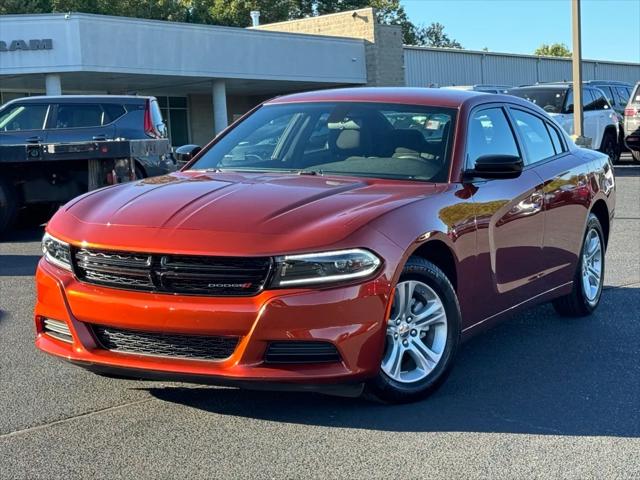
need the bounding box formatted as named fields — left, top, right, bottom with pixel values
left=0, top=95, right=175, bottom=233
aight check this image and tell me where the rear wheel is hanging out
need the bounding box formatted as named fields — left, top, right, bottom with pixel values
left=552, top=213, right=605, bottom=317
left=0, top=178, right=18, bottom=234
left=365, top=257, right=460, bottom=403
left=599, top=131, right=620, bottom=163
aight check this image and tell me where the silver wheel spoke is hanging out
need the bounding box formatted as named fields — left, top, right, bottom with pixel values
left=581, top=227, right=603, bottom=304
left=382, top=341, right=403, bottom=379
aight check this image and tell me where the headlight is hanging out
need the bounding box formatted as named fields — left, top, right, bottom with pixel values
left=42, top=233, right=72, bottom=271
left=271, top=249, right=381, bottom=287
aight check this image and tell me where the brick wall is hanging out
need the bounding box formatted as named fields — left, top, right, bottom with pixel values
left=254, top=8, right=404, bottom=87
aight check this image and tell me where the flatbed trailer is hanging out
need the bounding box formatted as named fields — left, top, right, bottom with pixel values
left=0, top=138, right=172, bottom=233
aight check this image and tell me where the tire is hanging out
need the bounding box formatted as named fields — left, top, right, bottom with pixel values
left=599, top=131, right=620, bottom=163
left=632, top=150, right=640, bottom=162
left=365, top=257, right=461, bottom=404
left=552, top=213, right=605, bottom=317
left=134, top=163, right=146, bottom=180
left=0, top=178, right=18, bottom=234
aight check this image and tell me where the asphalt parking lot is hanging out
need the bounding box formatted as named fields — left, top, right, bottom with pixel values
left=1, top=155, right=639, bottom=479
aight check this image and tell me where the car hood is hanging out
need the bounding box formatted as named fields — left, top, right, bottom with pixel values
left=51, top=171, right=443, bottom=256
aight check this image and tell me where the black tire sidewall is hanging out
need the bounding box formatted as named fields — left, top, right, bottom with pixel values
left=367, top=258, right=461, bottom=402
left=600, top=132, right=619, bottom=163
left=0, top=178, right=17, bottom=233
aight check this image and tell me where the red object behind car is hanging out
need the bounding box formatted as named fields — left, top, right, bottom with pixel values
left=35, top=88, right=615, bottom=403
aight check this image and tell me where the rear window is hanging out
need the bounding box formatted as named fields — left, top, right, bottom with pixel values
left=191, top=102, right=456, bottom=182
left=509, top=88, right=567, bottom=114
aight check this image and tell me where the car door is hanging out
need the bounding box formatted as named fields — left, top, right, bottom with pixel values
left=46, top=103, right=116, bottom=144
left=0, top=102, right=51, bottom=145
left=508, top=106, right=589, bottom=291
left=465, top=105, right=546, bottom=320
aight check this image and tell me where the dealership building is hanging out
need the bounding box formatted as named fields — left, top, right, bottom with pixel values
left=1, top=8, right=639, bottom=147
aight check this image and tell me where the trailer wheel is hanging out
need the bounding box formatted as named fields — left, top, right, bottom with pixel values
left=0, top=179, right=18, bottom=234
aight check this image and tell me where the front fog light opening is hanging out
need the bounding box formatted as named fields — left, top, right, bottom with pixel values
left=41, top=318, right=73, bottom=343
left=272, top=248, right=381, bottom=287
left=42, top=233, right=72, bottom=271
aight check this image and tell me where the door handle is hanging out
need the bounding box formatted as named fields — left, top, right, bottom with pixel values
left=26, top=136, right=42, bottom=143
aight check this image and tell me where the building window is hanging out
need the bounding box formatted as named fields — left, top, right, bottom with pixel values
left=157, top=96, right=189, bottom=147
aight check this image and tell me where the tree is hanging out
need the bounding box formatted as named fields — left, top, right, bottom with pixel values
left=534, top=43, right=571, bottom=57
left=414, top=22, right=462, bottom=48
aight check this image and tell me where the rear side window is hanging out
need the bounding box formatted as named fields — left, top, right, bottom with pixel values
left=547, top=124, right=565, bottom=155
left=0, top=104, right=48, bottom=131
left=467, top=108, right=519, bottom=166
left=511, top=109, right=556, bottom=164
left=102, top=104, right=126, bottom=124
left=615, top=87, right=630, bottom=106
left=55, top=104, right=104, bottom=128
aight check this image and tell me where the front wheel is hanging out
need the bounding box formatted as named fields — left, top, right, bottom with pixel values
left=552, top=213, right=605, bottom=316
left=365, top=257, right=460, bottom=403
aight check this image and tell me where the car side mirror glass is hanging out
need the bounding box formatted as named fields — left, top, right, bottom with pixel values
left=174, top=144, right=201, bottom=165
left=466, top=154, right=524, bottom=180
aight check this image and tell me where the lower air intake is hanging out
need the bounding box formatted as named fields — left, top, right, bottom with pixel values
left=264, top=341, right=341, bottom=364
left=92, top=325, right=238, bottom=361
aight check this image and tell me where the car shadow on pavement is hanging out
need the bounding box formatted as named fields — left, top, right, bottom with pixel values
left=0, top=255, right=42, bottom=276
left=147, top=286, right=639, bottom=438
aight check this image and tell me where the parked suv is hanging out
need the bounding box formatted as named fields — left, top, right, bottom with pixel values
left=0, top=95, right=175, bottom=232
left=625, top=82, right=640, bottom=162
left=0, top=95, right=173, bottom=177
left=508, top=84, right=620, bottom=162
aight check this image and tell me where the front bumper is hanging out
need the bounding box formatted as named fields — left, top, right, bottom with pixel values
left=34, top=258, right=393, bottom=386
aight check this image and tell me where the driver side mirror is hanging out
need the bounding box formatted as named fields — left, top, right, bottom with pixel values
left=465, top=154, right=524, bottom=180
left=174, top=144, right=201, bottom=166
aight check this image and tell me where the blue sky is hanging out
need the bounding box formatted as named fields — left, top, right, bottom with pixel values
left=402, top=0, right=640, bottom=63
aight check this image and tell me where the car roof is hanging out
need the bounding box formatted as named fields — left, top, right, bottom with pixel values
left=513, top=84, right=570, bottom=90
left=4, top=95, right=151, bottom=104
left=266, top=87, right=511, bottom=109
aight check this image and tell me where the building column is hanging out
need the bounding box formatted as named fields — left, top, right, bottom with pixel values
left=45, top=74, right=62, bottom=95
left=212, top=79, right=228, bottom=135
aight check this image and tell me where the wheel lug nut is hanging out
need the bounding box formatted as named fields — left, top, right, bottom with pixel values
left=406, top=317, right=412, bottom=323
left=396, top=319, right=401, bottom=325
left=410, top=329, right=417, bottom=336
left=402, top=339, right=408, bottom=347
left=394, top=333, right=398, bottom=339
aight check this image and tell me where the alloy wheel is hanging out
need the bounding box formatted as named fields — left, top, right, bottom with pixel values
left=382, top=280, right=448, bottom=383
left=581, top=228, right=603, bottom=305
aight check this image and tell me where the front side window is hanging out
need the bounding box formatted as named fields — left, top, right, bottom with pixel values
left=0, top=104, right=48, bottom=131
left=55, top=104, right=104, bottom=128
left=586, top=89, right=608, bottom=111
left=466, top=108, right=519, bottom=166
left=511, top=109, right=556, bottom=164
left=190, top=102, right=456, bottom=182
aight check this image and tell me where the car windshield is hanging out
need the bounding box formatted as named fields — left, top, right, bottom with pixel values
left=509, top=88, right=568, bottom=114
left=189, top=102, right=456, bottom=182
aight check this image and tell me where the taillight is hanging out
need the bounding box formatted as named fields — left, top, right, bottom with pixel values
left=143, top=99, right=157, bottom=138
left=625, top=107, right=638, bottom=117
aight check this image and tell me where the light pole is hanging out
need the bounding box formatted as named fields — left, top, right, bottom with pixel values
left=571, top=0, right=589, bottom=146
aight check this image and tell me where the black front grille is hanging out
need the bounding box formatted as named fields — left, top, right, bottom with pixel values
left=93, top=325, right=238, bottom=360
left=74, top=247, right=272, bottom=296
left=264, top=341, right=341, bottom=364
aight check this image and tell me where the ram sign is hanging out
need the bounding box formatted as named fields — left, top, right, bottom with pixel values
left=0, top=39, right=53, bottom=52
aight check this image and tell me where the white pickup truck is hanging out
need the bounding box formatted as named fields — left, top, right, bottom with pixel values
left=509, top=84, right=621, bottom=162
